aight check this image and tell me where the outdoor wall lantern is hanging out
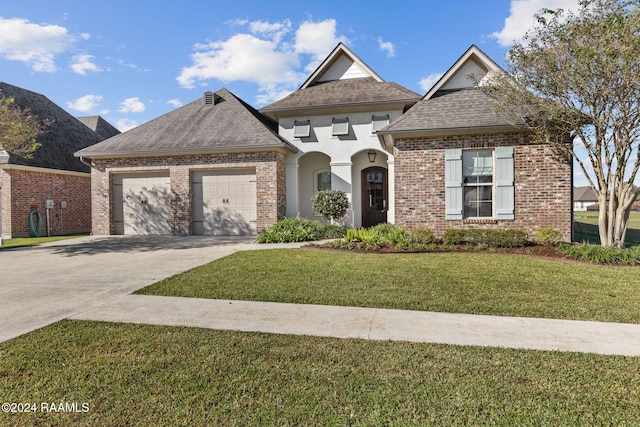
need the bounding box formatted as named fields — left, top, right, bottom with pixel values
left=367, top=150, right=377, bottom=163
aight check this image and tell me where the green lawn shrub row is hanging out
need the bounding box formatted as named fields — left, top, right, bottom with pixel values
left=256, top=217, right=346, bottom=243
left=559, top=243, right=640, bottom=265
left=442, top=228, right=529, bottom=248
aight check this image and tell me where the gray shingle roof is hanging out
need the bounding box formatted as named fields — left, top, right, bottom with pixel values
left=380, top=88, right=526, bottom=134
left=76, top=116, right=120, bottom=140
left=76, top=88, right=297, bottom=158
left=0, top=82, right=107, bottom=172
left=260, top=77, right=421, bottom=113
left=574, top=186, right=597, bottom=202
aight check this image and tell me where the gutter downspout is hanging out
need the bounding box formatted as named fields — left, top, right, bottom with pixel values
left=79, top=156, right=93, bottom=169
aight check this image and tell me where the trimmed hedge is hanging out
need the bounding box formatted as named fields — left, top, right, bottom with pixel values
left=442, top=229, right=529, bottom=248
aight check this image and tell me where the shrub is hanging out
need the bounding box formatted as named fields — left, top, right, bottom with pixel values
left=535, top=227, right=563, bottom=246
left=344, top=228, right=380, bottom=246
left=256, top=217, right=345, bottom=243
left=311, top=190, right=349, bottom=223
left=408, top=227, right=437, bottom=245
left=559, top=243, right=640, bottom=265
left=442, top=229, right=529, bottom=248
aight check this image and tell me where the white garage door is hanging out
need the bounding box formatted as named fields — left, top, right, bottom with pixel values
left=192, top=170, right=257, bottom=235
left=113, top=173, right=171, bottom=235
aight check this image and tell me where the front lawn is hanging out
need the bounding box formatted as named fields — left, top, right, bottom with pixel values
left=138, top=249, right=640, bottom=324
left=1, top=321, right=638, bottom=426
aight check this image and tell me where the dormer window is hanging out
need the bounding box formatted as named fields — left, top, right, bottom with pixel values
left=294, top=120, right=311, bottom=138
left=332, top=117, right=349, bottom=136
left=371, top=114, right=389, bottom=132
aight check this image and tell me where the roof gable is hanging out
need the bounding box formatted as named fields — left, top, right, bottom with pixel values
left=424, top=45, right=503, bottom=100
left=300, top=42, right=383, bottom=89
left=75, top=88, right=297, bottom=158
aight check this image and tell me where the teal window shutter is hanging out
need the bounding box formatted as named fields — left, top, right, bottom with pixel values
left=445, top=149, right=463, bottom=220
left=495, top=146, right=515, bottom=220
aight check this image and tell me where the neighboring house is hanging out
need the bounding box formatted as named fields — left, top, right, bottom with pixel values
left=574, top=186, right=597, bottom=211
left=0, top=82, right=119, bottom=238
left=75, top=44, right=574, bottom=240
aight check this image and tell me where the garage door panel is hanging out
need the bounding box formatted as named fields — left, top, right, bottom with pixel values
left=192, top=171, right=256, bottom=236
left=114, top=174, right=171, bottom=235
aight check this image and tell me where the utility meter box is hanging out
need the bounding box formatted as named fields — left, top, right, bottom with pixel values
left=61, top=201, right=67, bottom=209
left=45, top=199, right=54, bottom=209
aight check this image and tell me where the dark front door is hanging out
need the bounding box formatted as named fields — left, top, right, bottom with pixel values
left=362, top=167, right=388, bottom=227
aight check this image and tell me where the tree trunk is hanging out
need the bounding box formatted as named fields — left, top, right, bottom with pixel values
left=598, top=194, right=611, bottom=246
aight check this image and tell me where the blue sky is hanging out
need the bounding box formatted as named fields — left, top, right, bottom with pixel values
left=1, top=0, right=582, bottom=131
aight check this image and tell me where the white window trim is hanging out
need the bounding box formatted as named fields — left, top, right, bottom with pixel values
left=462, top=149, right=495, bottom=219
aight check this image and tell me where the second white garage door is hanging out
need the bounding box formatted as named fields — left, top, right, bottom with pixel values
left=192, top=170, right=257, bottom=235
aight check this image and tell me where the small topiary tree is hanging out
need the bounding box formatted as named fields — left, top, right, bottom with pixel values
left=311, top=190, right=349, bottom=224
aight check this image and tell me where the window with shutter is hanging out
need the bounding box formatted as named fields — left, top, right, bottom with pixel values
left=445, top=147, right=515, bottom=221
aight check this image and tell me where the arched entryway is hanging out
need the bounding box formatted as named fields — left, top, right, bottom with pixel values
left=361, top=166, right=388, bottom=227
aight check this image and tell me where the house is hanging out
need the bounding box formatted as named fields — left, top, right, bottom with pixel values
left=0, top=82, right=119, bottom=239
left=574, top=186, right=597, bottom=211
left=75, top=44, right=573, bottom=240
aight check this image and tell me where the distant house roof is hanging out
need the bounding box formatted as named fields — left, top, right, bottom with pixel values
left=574, top=186, right=597, bottom=202
left=77, top=116, right=120, bottom=140
left=0, top=82, right=108, bottom=172
left=75, top=88, right=297, bottom=159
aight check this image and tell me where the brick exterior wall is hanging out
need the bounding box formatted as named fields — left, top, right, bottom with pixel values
left=0, top=167, right=91, bottom=238
left=89, top=151, right=287, bottom=235
left=393, top=132, right=573, bottom=240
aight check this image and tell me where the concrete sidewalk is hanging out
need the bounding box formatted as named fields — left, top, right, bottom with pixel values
left=71, top=294, right=640, bottom=357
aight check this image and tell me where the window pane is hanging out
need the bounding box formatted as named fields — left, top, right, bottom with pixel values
left=294, top=120, right=310, bottom=138
left=463, top=150, right=493, bottom=183
left=372, top=114, right=389, bottom=132
left=317, top=172, right=331, bottom=191
left=463, top=186, right=493, bottom=217
left=332, top=118, right=349, bottom=136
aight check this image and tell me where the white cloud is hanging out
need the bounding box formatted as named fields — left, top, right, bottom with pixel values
left=116, top=118, right=139, bottom=132
left=0, top=17, right=74, bottom=72
left=176, top=18, right=348, bottom=105
left=418, top=72, right=444, bottom=92
left=492, top=0, right=581, bottom=47
left=70, top=54, right=102, bottom=75
left=66, top=94, right=104, bottom=112
left=249, top=19, right=291, bottom=43
left=167, top=99, right=183, bottom=108
left=378, top=38, right=395, bottom=58
left=118, top=97, right=145, bottom=113
left=176, top=33, right=301, bottom=88
left=294, top=19, right=348, bottom=71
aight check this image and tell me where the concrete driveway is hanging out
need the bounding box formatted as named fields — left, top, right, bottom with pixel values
left=0, top=235, right=256, bottom=343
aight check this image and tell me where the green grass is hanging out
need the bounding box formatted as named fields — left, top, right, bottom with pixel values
left=0, top=234, right=87, bottom=250
left=1, top=320, right=639, bottom=426
left=138, top=249, right=640, bottom=324
left=574, top=211, right=640, bottom=245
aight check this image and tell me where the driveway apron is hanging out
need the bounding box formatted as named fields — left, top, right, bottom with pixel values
left=0, top=235, right=255, bottom=343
